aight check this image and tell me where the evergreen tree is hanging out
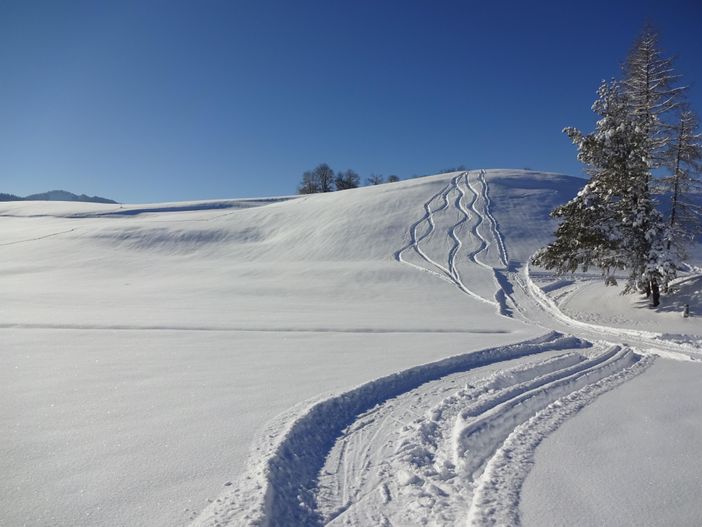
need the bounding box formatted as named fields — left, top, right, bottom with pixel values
left=533, top=80, right=676, bottom=306
left=531, top=176, right=620, bottom=276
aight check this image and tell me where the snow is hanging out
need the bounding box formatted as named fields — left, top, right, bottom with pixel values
left=2, top=169, right=701, bottom=526
left=521, top=357, right=702, bottom=527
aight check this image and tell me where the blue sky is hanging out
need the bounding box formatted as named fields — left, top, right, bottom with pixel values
left=1, top=0, right=700, bottom=202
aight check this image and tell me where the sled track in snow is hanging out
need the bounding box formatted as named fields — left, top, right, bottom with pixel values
left=190, top=332, right=652, bottom=527
left=463, top=171, right=514, bottom=316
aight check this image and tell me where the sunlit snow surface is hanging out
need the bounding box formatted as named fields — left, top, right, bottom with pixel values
left=2, top=170, right=700, bottom=526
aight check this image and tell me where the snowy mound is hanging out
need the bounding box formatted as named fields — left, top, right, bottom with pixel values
left=0, top=170, right=581, bottom=332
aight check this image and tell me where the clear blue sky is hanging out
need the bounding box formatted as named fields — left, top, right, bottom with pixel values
left=1, top=0, right=700, bottom=203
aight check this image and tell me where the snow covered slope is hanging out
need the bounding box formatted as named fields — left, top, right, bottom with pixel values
left=2, top=170, right=700, bottom=527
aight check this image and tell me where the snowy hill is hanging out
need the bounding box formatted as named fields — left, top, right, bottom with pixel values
left=2, top=170, right=701, bottom=527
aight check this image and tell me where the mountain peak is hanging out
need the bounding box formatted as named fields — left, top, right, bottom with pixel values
left=1, top=190, right=117, bottom=204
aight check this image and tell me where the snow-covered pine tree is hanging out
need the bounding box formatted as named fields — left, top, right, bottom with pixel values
left=531, top=175, right=620, bottom=276
left=533, top=80, right=676, bottom=306
left=662, top=108, right=702, bottom=257
left=534, top=82, right=631, bottom=278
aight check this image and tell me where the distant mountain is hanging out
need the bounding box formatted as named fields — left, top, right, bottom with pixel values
left=0, top=190, right=117, bottom=204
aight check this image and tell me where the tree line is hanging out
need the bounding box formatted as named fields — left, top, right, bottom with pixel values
left=534, top=26, right=701, bottom=307
left=296, top=164, right=471, bottom=195
left=297, top=163, right=401, bottom=194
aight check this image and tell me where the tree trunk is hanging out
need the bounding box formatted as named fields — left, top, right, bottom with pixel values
left=643, top=280, right=651, bottom=298
left=651, top=278, right=660, bottom=307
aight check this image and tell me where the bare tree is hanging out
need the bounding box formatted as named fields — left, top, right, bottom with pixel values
left=335, top=169, right=360, bottom=190
left=662, top=108, right=702, bottom=255
left=297, top=170, right=320, bottom=194
left=366, top=174, right=384, bottom=186
left=313, top=163, right=335, bottom=192
left=297, top=163, right=335, bottom=194
left=622, top=25, right=685, bottom=165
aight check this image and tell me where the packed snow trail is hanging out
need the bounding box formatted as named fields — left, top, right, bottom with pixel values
left=313, top=344, right=648, bottom=527
left=190, top=333, right=595, bottom=526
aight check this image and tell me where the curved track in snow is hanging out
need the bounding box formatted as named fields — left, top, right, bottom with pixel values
left=478, top=170, right=509, bottom=267
left=395, top=173, right=499, bottom=308
left=191, top=170, right=689, bottom=527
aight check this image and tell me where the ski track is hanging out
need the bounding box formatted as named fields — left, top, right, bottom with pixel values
left=191, top=170, right=693, bottom=527
left=478, top=170, right=509, bottom=267
left=464, top=171, right=514, bottom=316
left=396, top=172, right=498, bottom=308
left=447, top=175, right=470, bottom=282
left=464, top=173, right=492, bottom=271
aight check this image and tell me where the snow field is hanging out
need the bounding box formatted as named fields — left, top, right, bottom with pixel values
left=520, top=356, right=702, bottom=527
left=3, top=169, right=700, bottom=526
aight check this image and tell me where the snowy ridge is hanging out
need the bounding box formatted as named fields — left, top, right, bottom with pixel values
left=5, top=168, right=701, bottom=527
left=190, top=332, right=583, bottom=526
left=468, top=351, right=654, bottom=527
